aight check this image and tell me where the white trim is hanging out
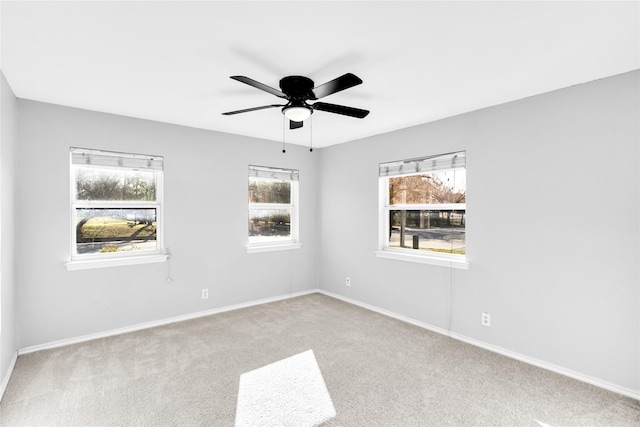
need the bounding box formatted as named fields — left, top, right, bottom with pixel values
left=249, top=165, right=299, bottom=181
left=0, top=351, right=18, bottom=403
left=378, top=162, right=468, bottom=269
left=445, top=331, right=640, bottom=401
left=13, top=288, right=639, bottom=400
left=247, top=243, right=302, bottom=254
left=378, top=176, right=388, bottom=250
left=317, top=290, right=640, bottom=400
left=18, top=289, right=319, bottom=355
left=318, top=289, right=453, bottom=335
left=248, top=203, right=294, bottom=210
left=375, top=249, right=469, bottom=270
left=69, top=148, right=165, bottom=264
left=247, top=174, right=300, bottom=250
left=65, top=254, right=169, bottom=271
left=387, top=203, right=466, bottom=211
left=379, top=151, right=466, bottom=177
left=71, top=147, right=163, bottom=171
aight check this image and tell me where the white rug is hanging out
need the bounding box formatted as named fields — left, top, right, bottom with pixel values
left=235, top=349, right=336, bottom=427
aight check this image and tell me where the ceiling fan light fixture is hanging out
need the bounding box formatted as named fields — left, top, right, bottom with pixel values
left=283, top=106, right=312, bottom=122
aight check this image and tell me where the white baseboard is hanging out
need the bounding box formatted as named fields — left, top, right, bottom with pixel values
left=317, top=289, right=640, bottom=401
left=0, top=351, right=18, bottom=403
left=18, top=288, right=319, bottom=355
left=14, top=288, right=639, bottom=401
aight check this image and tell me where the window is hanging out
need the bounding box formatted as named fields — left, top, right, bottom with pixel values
left=377, top=151, right=467, bottom=268
left=248, top=165, right=300, bottom=253
left=67, top=148, right=166, bottom=269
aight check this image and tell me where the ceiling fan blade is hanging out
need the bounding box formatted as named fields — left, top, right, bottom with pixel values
left=312, top=102, right=370, bottom=118
left=222, top=104, right=283, bottom=115
left=230, top=76, right=287, bottom=98
left=311, top=73, right=363, bottom=100
left=289, top=120, right=304, bottom=130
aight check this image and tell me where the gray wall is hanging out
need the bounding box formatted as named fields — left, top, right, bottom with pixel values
left=16, top=101, right=319, bottom=348
left=1, top=71, right=18, bottom=385
left=9, top=70, right=640, bottom=395
left=318, top=71, right=639, bottom=393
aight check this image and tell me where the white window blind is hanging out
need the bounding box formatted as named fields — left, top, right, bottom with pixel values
left=71, top=148, right=163, bottom=171
left=249, top=165, right=299, bottom=181
left=379, top=151, right=465, bottom=177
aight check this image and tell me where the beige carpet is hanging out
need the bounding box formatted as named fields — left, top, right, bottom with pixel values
left=235, top=349, right=335, bottom=426
left=1, top=293, right=638, bottom=426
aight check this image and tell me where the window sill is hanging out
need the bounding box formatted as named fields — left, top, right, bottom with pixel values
left=247, top=243, right=302, bottom=254
left=65, top=254, right=169, bottom=271
left=375, top=250, right=469, bottom=270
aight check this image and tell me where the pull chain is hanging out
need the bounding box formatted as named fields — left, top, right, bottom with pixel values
left=282, top=116, right=286, bottom=153
left=309, top=114, right=313, bottom=152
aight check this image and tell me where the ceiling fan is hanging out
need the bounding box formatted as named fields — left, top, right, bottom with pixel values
left=222, top=73, right=369, bottom=129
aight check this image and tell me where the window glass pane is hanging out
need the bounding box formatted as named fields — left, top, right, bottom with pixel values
left=389, top=168, right=465, bottom=205
left=389, top=209, right=465, bottom=254
left=75, top=167, right=157, bottom=201
left=249, top=178, right=291, bottom=204
left=248, top=209, right=291, bottom=242
left=76, top=208, right=157, bottom=254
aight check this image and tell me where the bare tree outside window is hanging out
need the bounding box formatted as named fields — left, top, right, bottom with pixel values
left=75, top=169, right=156, bottom=201
left=71, top=149, right=163, bottom=258
left=248, top=178, right=292, bottom=242
left=247, top=165, right=299, bottom=248
left=385, top=162, right=466, bottom=256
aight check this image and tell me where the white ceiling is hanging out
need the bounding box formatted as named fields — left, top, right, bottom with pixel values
left=1, top=1, right=638, bottom=148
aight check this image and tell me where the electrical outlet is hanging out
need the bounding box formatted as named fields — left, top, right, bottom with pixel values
left=481, top=312, right=491, bottom=327
left=345, top=277, right=351, bottom=286
left=202, top=289, right=209, bottom=299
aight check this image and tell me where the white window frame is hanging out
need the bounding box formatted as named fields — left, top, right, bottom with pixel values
left=247, top=165, right=301, bottom=253
left=376, top=152, right=468, bottom=270
left=65, top=148, right=167, bottom=270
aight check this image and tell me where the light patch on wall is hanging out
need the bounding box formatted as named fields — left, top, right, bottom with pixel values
left=235, top=349, right=336, bottom=427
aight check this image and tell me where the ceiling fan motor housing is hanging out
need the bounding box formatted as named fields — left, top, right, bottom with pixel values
left=279, top=76, right=316, bottom=100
